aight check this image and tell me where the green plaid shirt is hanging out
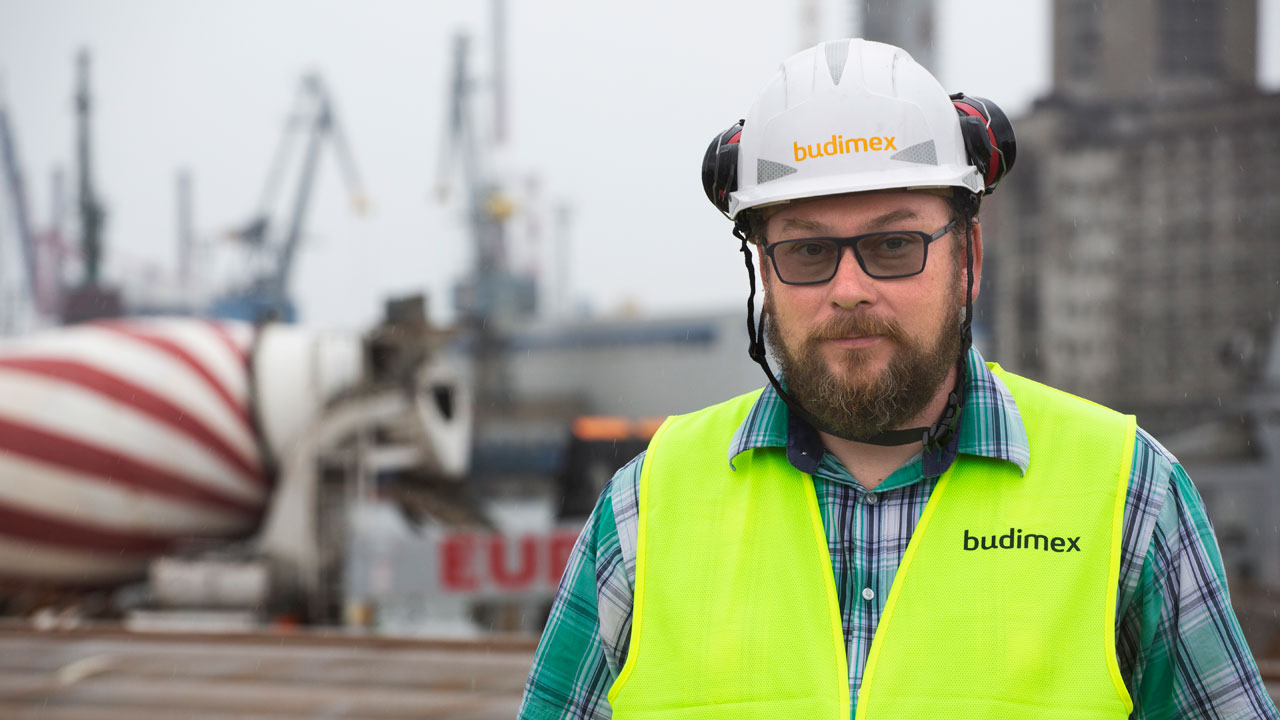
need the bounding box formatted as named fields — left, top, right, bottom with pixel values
left=519, top=348, right=1278, bottom=719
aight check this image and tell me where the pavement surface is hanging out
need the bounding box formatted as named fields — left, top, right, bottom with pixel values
left=0, top=625, right=537, bottom=719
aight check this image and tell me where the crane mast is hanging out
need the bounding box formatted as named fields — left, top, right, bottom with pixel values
left=438, top=0, right=535, bottom=334
left=75, top=50, right=105, bottom=288
left=58, top=50, right=121, bottom=323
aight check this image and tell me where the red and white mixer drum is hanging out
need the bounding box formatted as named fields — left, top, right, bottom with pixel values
left=0, top=318, right=267, bottom=585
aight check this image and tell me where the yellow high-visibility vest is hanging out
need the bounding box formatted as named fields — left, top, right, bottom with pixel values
left=608, top=365, right=1135, bottom=719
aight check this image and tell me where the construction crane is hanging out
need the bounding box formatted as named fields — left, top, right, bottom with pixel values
left=0, top=78, right=39, bottom=326
left=75, top=51, right=105, bottom=289
left=59, top=49, right=122, bottom=323
left=1, top=51, right=108, bottom=328
left=436, top=0, right=542, bottom=413
left=211, top=74, right=367, bottom=323
left=436, top=0, right=537, bottom=331
left=438, top=35, right=519, bottom=327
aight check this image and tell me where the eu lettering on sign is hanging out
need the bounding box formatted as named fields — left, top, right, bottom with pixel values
left=438, top=531, right=580, bottom=598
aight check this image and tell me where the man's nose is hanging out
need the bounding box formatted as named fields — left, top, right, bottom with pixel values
left=827, top=246, right=877, bottom=308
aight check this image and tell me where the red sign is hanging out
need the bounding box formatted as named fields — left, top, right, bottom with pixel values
left=439, top=530, right=580, bottom=596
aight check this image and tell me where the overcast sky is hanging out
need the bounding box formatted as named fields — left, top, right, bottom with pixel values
left=1, top=0, right=1277, bottom=331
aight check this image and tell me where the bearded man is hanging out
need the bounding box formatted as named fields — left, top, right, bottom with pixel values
left=519, top=39, right=1277, bottom=720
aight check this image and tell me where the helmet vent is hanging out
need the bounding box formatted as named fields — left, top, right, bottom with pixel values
left=757, top=159, right=799, bottom=184
left=891, top=140, right=938, bottom=166
left=824, top=40, right=850, bottom=85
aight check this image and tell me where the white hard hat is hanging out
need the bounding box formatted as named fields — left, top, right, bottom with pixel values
left=726, top=39, right=985, bottom=219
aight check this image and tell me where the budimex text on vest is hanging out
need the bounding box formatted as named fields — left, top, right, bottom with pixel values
left=963, top=528, right=1081, bottom=553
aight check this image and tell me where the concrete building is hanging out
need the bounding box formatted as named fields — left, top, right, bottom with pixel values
left=985, top=0, right=1280, bottom=433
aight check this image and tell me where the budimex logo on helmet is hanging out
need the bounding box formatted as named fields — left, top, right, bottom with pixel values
left=793, top=134, right=898, bottom=162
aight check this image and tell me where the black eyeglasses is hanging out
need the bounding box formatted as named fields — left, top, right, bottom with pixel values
left=763, top=220, right=957, bottom=285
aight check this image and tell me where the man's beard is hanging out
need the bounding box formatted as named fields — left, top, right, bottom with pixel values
left=763, top=291, right=964, bottom=442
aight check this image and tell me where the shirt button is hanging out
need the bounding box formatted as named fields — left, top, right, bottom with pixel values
left=865, top=492, right=878, bottom=505
left=862, top=588, right=875, bottom=602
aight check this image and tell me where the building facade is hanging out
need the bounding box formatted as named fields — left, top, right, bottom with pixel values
left=985, top=0, right=1280, bottom=432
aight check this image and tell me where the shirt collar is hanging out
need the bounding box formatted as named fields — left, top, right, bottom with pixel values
left=728, top=346, right=1031, bottom=476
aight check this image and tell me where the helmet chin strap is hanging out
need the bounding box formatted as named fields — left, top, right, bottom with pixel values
left=735, top=215, right=974, bottom=451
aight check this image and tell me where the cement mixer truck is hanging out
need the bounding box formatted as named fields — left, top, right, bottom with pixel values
left=0, top=297, right=472, bottom=623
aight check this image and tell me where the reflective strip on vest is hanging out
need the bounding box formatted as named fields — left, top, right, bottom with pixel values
left=609, top=366, right=1135, bottom=719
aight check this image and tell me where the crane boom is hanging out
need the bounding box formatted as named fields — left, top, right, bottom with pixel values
left=269, top=75, right=330, bottom=307
left=271, top=74, right=367, bottom=311
left=215, top=74, right=367, bottom=323
left=0, top=83, right=38, bottom=307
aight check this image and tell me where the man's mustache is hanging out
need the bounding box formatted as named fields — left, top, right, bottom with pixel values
left=807, top=312, right=905, bottom=344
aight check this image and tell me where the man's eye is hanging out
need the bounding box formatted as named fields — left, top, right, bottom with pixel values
left=787, top=242, right=831, bottom=258
left=868, top=234, right=916, bottom=253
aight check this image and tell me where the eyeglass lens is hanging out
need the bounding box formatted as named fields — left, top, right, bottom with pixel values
left=773, top=232, right=926, bottom=283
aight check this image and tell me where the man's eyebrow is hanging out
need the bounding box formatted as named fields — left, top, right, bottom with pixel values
left=863, top=208, right=921, bottom=232
left=778, top=217, right=828, bottom=234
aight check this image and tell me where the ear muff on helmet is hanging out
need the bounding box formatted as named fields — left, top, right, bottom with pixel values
left=701, top=121, right=744, bottom=216
left=951, top=93, right=1016, bottom=195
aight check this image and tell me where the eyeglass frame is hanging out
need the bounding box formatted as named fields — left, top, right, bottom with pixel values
left=761, top=219, right=958, bottom=285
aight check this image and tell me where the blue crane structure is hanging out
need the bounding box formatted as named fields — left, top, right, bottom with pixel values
left=211, top=74, right=367, bottom=324
left=0, top=81, right=39, bottom=325
left=0, top=83, right=36, bottom=311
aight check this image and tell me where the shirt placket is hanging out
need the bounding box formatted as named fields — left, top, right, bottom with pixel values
left=817, top=460, right=942, bottom=715
left=815, top=470, right=885, bottom=708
